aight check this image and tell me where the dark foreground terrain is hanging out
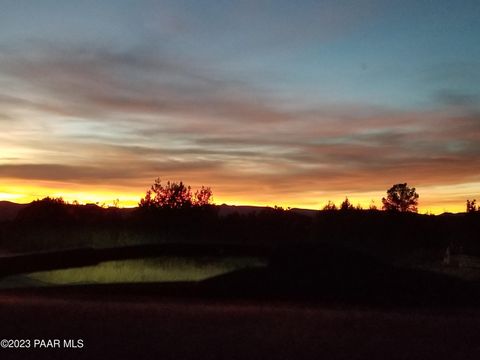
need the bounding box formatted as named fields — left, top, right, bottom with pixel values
left=1, top=286, right=480, bottom=360
left=1, top=201, right=480, bottom=359
left=1, top=246, right=480, bottom=360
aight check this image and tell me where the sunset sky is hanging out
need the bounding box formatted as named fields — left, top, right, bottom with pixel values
left=1, top=0, right=479, bottom=213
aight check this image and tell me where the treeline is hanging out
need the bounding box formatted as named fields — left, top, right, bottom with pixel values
left=1, top=195, right=480, bottom=262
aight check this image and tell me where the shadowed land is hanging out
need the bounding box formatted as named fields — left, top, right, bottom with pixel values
left=1, top=284, right=480, bottom=360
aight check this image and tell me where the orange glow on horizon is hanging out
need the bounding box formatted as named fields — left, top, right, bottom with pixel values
left=0, top=179, right=475, bottom=214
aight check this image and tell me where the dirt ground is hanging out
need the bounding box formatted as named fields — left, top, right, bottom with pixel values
left=1, top=290, right=480, bottom=360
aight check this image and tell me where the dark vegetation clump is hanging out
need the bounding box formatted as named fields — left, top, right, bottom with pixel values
left=139, top=178, right=213, bottom=209
left=466, top=199, right=478, bottom=213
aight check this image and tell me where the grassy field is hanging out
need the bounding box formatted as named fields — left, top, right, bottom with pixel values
left=0, top=256, right=266, bottom=288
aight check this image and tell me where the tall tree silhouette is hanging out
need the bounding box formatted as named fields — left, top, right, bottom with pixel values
left=382, top=183, right=419, bottom=213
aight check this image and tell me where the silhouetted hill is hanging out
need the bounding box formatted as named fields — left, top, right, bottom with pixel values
left=217, top=204, right=317, bottom=217
left=218, top=204, right=268, bottom=216
left=1, top=201, right=466, bottom=220
left=289, top=208, right=317, bottom=217
left=0, top=201, right=27, bottom=221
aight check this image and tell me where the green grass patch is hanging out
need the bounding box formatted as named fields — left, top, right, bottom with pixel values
left=22, top=256, right=266, bottom=286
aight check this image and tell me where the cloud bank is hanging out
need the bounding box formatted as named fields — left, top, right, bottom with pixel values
left=1, top=37, right=479, bottom=211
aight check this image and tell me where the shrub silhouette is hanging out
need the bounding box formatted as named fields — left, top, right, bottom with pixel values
left=340, top=197, right=354, bottom=211
left=322, top=201, right=337, bottom=211
left=466, top=199, right=477, bottom=213
left=382, top=183, right=419, bottom=213
left=193, top=186, right=213, bottom=206
left=139, top=178, right=213, bottom=209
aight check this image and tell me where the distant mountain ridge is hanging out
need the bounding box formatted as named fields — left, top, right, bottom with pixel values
left=0, top=201, right=319, bottom=222
left=0, top=200, right=465, bottom=222
left=217, top=204, right=317, bottom=217
left=0, top=201, right=28, bottom=221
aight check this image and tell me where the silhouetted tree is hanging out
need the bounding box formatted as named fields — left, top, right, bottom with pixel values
left=322, top=201, right=337, bottom=211
left=382, top=183, right=419, bottom=213
left=35, top=196, right=66, bottom=205
left=193, top=186, right=213, bottom=206
left=340, top=197, right=354, bottom=211
left=139, top=178, right=213, bottom=209
left=466, top=199, right=477, bottom=213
